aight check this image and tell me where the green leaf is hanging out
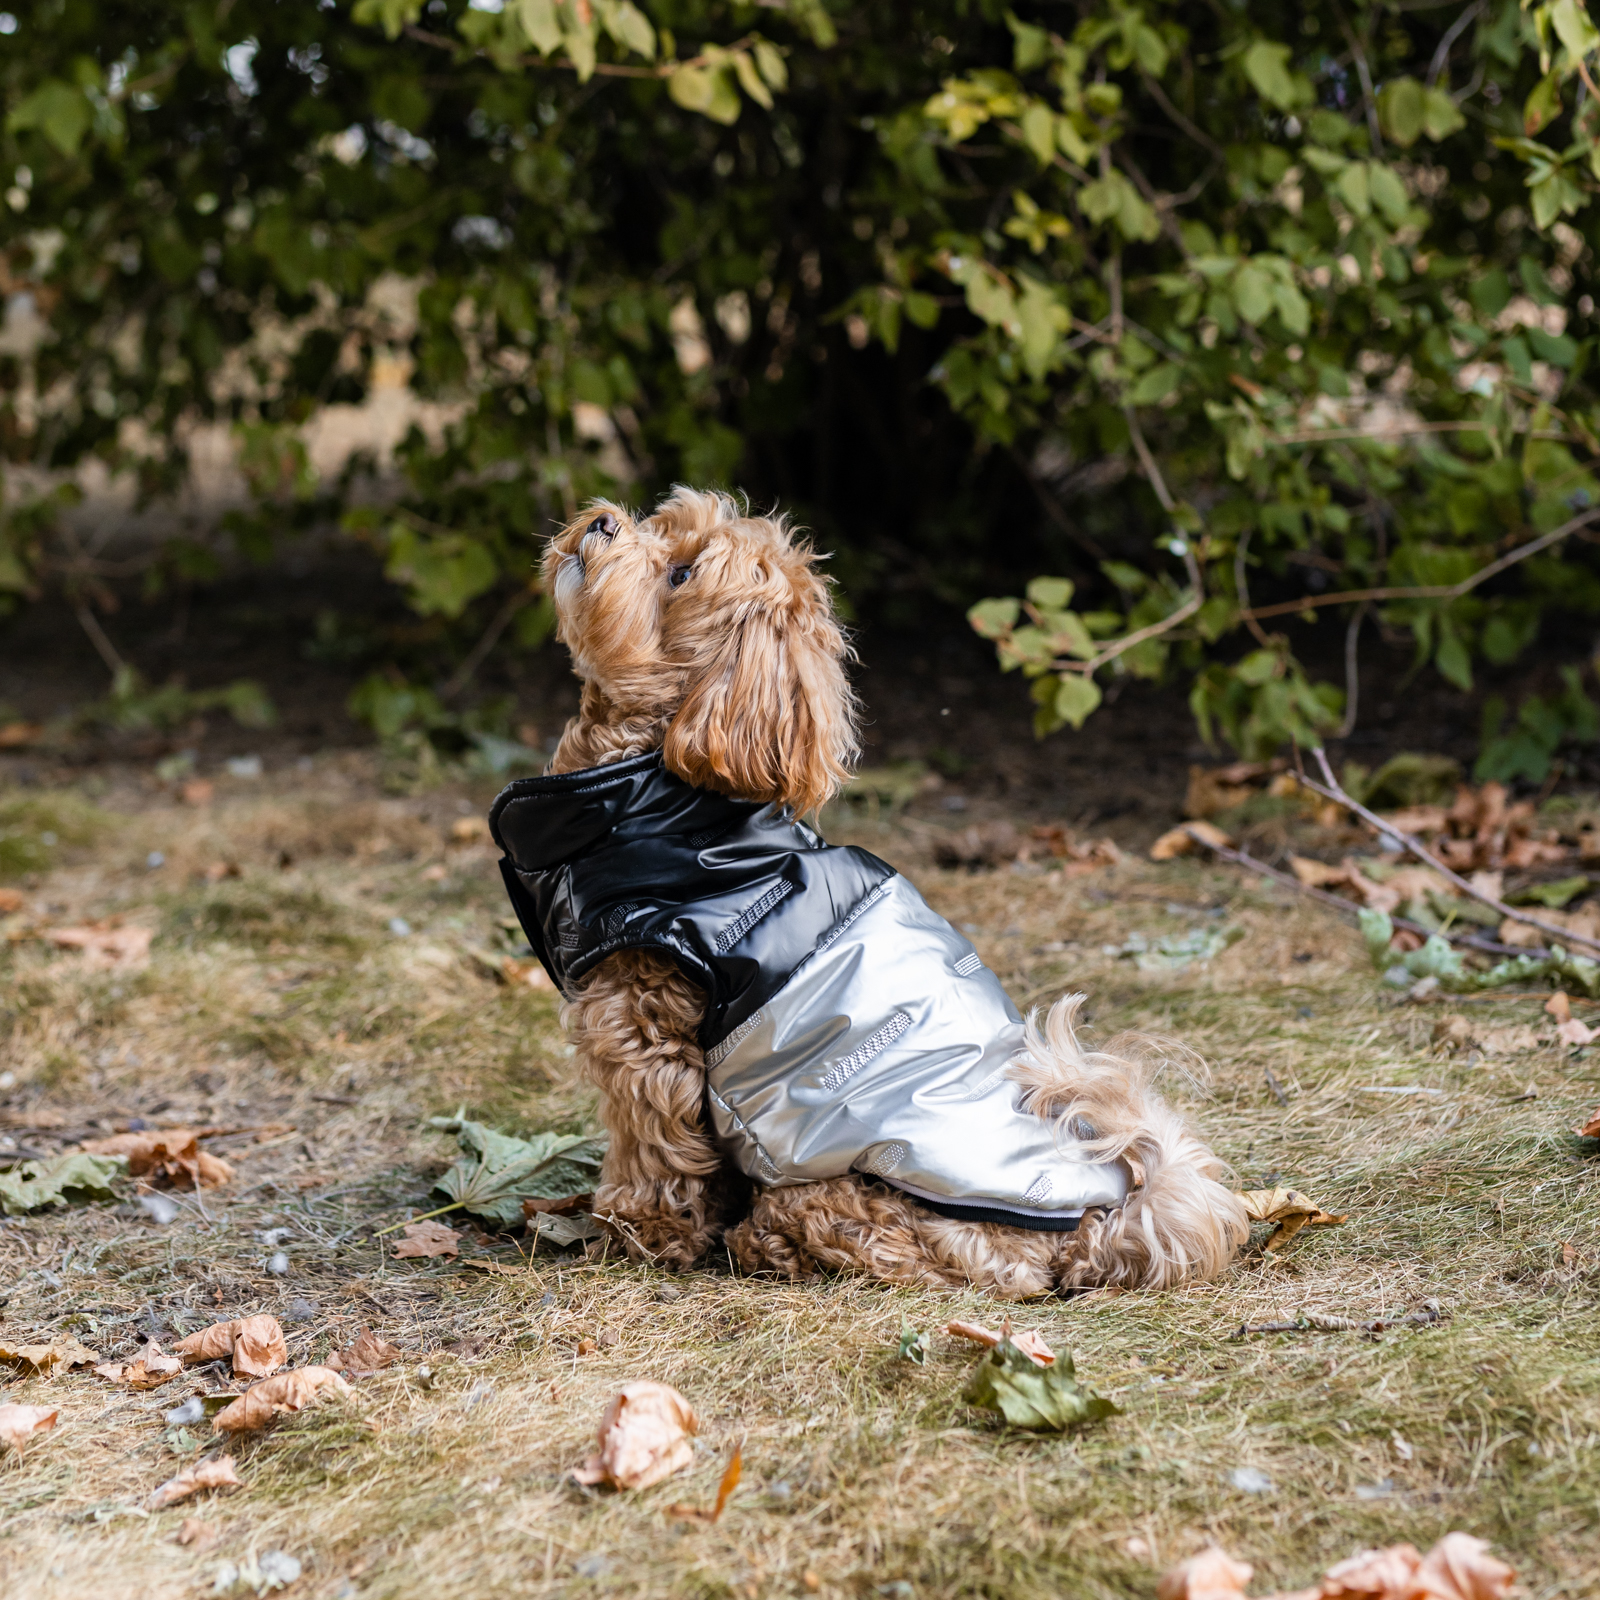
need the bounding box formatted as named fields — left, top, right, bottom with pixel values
left=1435, top=628, right=1473, bottom=691
left=1026, top=576, right=1074, bottom=610
left=1525, top=72, right=1563, bottom=137
left=1232, top=263, right=1273, bottom=324
left=962, top=1338, right=1119, bottom=1432
left=1242, top=41, right=1302, bottom=111
left=1236, top=649, right=1279, bottom=687
left=1507, top=874, right=1590, bottom=908
left=968, top=596, right=1021, bottom=639
left=897, top=1326, right=930, bottom=1364
left=0, top=1153, right=126, bottom=1216
left=1378, top=77, right=1426, bottom=148
left=428, top=1115, right=608, bottom=1230
left=384, top=526, right=499, bottom=619
left=600, top=0, right=655, bottom=59
left=1020, top=102, right=1056, bottom=165
left=1128, top=363, right=1181, bottom=405
left=1335, top=161, right=1371, bottom=216
left=1368, top=163, right=1409, bottom=224
left=1053, top=673, right=1102, bottom=730
left=732, top=49, right=774, bottom=111
left=1015, top=275, right=1068, bottom=377
left=516, top=0, right=563, bottom=54
left=6, top=80, right=93, bottom=156
left=1422, top=86, right=1466, bottom=141
left=1550, top=0, right=1600, bottom=61
left=353, top=0, right=423, bottom=39
left=1006, top=12, right=1049, bottom=73
left=753, top=40, right=788, bottom=92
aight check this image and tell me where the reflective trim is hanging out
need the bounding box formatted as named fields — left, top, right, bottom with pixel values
left=1023, top=1173, right=1053, bottom=1206
left=715, top=878, right=795, bottom=954
left=954, top=951, right=982, bottom=977
left=704, top=1008, right=766, bottom=1070
left=857, top=1141, right=907, bottom=1177
left=820, top=1010, right=911, bottom=1092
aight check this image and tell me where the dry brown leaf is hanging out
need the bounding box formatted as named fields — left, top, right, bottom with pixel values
left=328, top=1328, right=403, bottom=1375
left=522, top=1193, right=594, bottom=1216
left=946, top=1320, right=1056, bottom=1367
left=463, top=1257, right=525, bottom=1276
left=667, top=1440, right=744, bottom=1523
left=1376, top=805, right=1449, bottom=837
left=393, top=1219, right=461, bottom=1258
left=1318, top=1543, right=1424, bottom=1597
left=173, top=1315, right=286, bottom=1377
left=450, top=816, right=490, bottom=843
left=1576, top=1102, right=1600, bottom=1138
left=1238, top=1187, right=1349, bottom=1251
left=81, top=1128, right=232, bottom=1190
left=1410, top=1533, right=1515, bottom=1600
left=1, top=1336, right=100, bottom=1376
left=202, top=861, right=241, bottom=884
left=571, top=1380, right=699, bottom=1490
left=0, top=888, right=25, bottom=914
left=1476, top=1024, right=1543, bottom=1056
left=0, top=1404, right=59, bottom=1456
left=1545, top=991, right=1572, bottom=1023
left=98, top=1341, right=185, bottom=1390
left=211, top=1366, right=353, bottom=1434
left=1289, top=856, right=1350, bottom=890
left=1150, top=820, right=1233, bottom=861
left=1556, top=1016, right=1598, bottom=1048
left=500, top=956, right=553, bottom=989
left=1156, top=1547, right=1254, bottom=1600
left=44, top=922, right=153, bottom=971
left=176, top=1517, right=218, bottom=1548
left=0, top=720, right=42, bottom=748
left=180, top=778, right=214, bottom=806
left=146, top=1455, right=243, bottom=1510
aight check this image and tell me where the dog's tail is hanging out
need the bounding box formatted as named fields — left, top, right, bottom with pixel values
left=1009, top=994, right=1248, bottom=1291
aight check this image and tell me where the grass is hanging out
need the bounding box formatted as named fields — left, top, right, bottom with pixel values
left=0, top=760, right=1598, bottom=1600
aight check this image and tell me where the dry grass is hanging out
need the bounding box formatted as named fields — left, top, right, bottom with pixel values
left=1, top=761, right=1598, bottom=1600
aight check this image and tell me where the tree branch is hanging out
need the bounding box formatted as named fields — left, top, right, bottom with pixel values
left=1300, top=749, right=1600, bottom=959
left=1006, top=446, right=1108, bottom=561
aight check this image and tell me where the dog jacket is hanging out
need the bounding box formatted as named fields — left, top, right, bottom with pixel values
left=489, top=752, right=1128, bottom=1230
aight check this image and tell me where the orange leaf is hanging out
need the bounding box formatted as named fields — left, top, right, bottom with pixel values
left=571, top=1380, right=699, bottom=1490
left=146, top=1455, right=243, bottom=1511
left=82, top=1128, right=232, bottom=1190
left=1156, top=1547, right=1254, bottom=1600
left=211, top=1367, right=353, bottom=1434
left=667, top=1440, right=744, bottom=1523
left=0, top=1404, right=59, bottom=1457
left=173, top=1315, right=287, bottom=1378
left=946, top=1320, right=1055, bottom=1367
left=393, top=1220, right=461, bottom=1258
left=328, top=1328, right=403, bottom=1376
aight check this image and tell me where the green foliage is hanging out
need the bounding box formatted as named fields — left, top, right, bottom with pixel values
left=0, top=1152, right=126, bottom=1215
left=962, top=1338, right=1119, bottom=1432
left=1476, top=665, right=1600, bottom=782
left=426, top=1112, right=606, bottom=1229
left=8, top=2, right=1600, bottom=766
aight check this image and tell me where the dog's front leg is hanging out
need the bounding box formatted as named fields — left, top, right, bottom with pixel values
left=566, top=950, right=724, bottom=1270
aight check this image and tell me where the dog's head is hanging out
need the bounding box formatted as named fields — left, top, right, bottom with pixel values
left=543, top=487, right=858, bottom=815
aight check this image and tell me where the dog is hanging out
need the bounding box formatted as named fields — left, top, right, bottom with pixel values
left=488, top=487, right=1247, bottom=1297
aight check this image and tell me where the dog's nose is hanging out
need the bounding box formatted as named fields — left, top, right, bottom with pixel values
left=586, top=513, right=618, bottom=541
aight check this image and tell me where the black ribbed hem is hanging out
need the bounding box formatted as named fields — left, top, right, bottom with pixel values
left=882, top=1183, right=1084, bottom=1233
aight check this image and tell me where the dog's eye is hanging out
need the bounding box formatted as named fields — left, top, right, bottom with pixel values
left=668, top=563, right=693, bottom=589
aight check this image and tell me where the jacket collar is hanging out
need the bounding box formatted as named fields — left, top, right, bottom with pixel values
left=489, top=750, right=765, bottom=872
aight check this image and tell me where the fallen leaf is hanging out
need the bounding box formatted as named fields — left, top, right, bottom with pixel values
left=1341, top=1549, right=1430, bottom=1594
left=501, top=956, right=553, bottom=989
left=211, top=1366, right=353, bottom=1434
left=1476, top=1025, right=1543, bottom=1056
left=1576, top=1103, right=1600, bottom=1138
left=0, top=887, right=25, bottom=913
left=81, top=1128, right=232, bottom=1190
left=393, top=1219, right=462, bottom=1258
left=1556, top=1017, right=1597, bottom=1048
left=176, top=1516, right=218, bottom=1548
left=667, top=1440, right=743, bottom=1523
left=328, top=1328, right=403, bottom=1376
left=1238, top=1187, right=1349, bottom=1251
left=1562, top=1240, right=1578, bottom=1268
left=146, top=1454, right=243, bottom=1510
left=1289, top=856, right=1350, bottom=890
left=427, top=1114, right=606, bottom=1229
left=1545, top=991, right=1572, bottom=1023
left=202, top=861, right=240, bottom=884
left=180, top=778, right=214, bottom=806
left=897, top=1327, right=930, bottom=1365
left=1157, top=1547, right=1254, bottom=1600
left=44, top=922, right=153, bottom=971
left=173, top=1315, right=287, bottom=1378
left=571, top=1380, right=699, bottom=1490
left=576, top=1338, right=598, bottom=1355
left=0, top=1336, right=100, bottom=1376
left=450, top=816, right=490, bottom=843
left=522, top=1193, right=594, bottom=1216
left=0, top=1404, right=59, bottom=1456
left=1410, top=1533, right=1515, bottom=1600
left=0, top=720, right=42, bottom=748
left=527, top=1210, right=607, bottom=1249
left=1150, top=820, right=1233, bottom=861
left=962, top=1337, right=1117, bottom=1433
left=99, top=1340, right=185, bottom=1390
left=0, top=1151, right=126, bottom=1215
left=946, top=1319, right=1055, bottom=1367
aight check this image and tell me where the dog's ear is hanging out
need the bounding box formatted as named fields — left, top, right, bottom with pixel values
left=663, top=588, right=857, bottom=816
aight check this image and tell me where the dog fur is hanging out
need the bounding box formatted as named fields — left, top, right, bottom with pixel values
left=543, top=487, right=1247, bottom=1296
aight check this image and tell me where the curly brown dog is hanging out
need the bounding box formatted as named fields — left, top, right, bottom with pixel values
left=500, top=487, right=1247, bottom=1297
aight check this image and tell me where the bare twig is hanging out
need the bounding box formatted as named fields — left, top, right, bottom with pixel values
left=1235, top=1303, right=1445, bottom=1339
left=1179, top=825, right=1535, bottom=958
left=1234, top=528, right=1273, bottom=648
left=73, top=602, right=128, bottom=680
left=1337, top=7, right=1386, bottom=157
left=1301, top=748, right=1600, bottom=957
left=1269, top=420, right=1577, bottom=444
left=1139, top=72, right=1227, bottom=161
left=1238, top=504, right=1600, bottom=622
left=1336, top=599, right=1370, bottom=738
left=1427, top=1, right=1484, bottom=87
left=1122, top=404, right=1174, bottom=513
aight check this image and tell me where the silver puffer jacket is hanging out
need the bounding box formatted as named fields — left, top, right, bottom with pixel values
left=490, top=753, right=1126, bottom=1231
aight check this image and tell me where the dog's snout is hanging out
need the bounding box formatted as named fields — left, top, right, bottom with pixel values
left=587, top=513, right=618, bottom=541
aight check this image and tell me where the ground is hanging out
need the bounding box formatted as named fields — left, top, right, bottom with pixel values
left=1, top=753, right=1598, bottom=1600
